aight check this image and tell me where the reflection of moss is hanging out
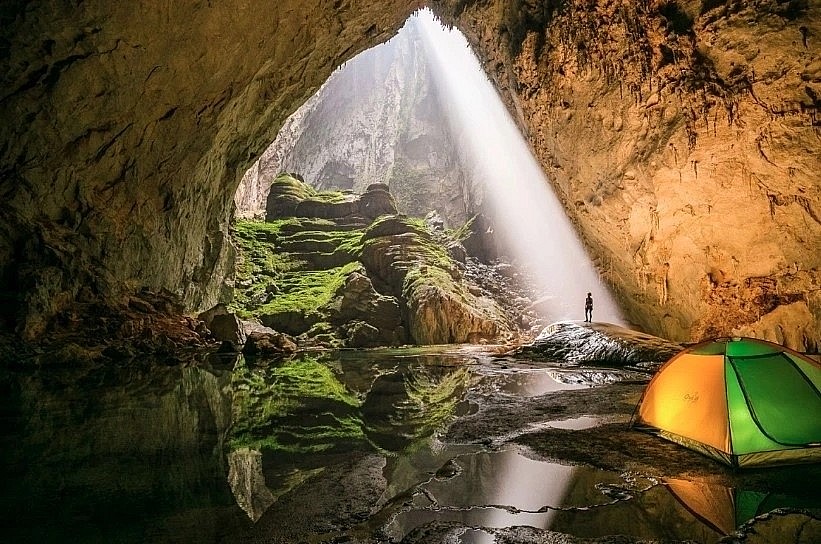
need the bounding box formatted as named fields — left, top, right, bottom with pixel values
left=228, top=352, right=472, bottom=456
left=229, top=355, right=367, bottom=453
left=362, top=363, right=470, bottom=452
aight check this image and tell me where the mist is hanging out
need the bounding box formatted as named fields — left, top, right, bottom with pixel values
left=413, top=9, right=624, bottom=324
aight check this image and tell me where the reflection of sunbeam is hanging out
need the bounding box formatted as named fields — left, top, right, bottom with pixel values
left=414, top=9, right=624, bottom=324
left=479, top=449, right=572, bottom=532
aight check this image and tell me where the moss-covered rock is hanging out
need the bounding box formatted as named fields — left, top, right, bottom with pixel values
left=232, top=182, right=514, bottom=348
left=265, top=174, right=397, bottom=223
left=360, top=215, right=509, bottom=344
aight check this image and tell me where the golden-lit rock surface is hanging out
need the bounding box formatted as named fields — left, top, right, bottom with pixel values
left=434, top=0, right=820, bottom=350
left=1, top=1, right=819, bottom=350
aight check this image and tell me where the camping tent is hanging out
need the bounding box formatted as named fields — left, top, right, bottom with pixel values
left=633, top=337, right=821, bottom=467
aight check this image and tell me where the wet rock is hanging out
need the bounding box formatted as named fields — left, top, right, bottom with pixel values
left=242, top=327, right=297, bottom=355
left=206, top=313, right=245, bottom=351
left=342, top=321, right=383, bottom=348
left=515, top=321, right=682, bottom=367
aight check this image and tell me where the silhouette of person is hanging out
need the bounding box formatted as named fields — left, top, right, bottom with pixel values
left=584, top=292, right=593, bottom=323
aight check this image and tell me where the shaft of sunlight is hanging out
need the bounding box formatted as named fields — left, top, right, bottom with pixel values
left=414, top=9, right=624, bottom=324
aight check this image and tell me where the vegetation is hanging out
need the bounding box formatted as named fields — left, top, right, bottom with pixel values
left=229, top=175, right=503, bottom=347
left=229, top=355, right=367, bottom=453
left=230, top=219, right=365, bottom=319
left=447, top=215, right=476, bottom=243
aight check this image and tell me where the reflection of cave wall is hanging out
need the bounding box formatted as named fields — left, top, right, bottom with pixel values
left=0, top=364, right=240, bottom=540
left=1, top=1, right=819, bottom=350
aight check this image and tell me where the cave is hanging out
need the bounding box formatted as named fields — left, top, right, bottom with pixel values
left=1, top=1, right=820, bottom=542
left=2, top=0, right=819, bottom=352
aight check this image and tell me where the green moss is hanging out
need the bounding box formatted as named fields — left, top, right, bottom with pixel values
left=269, top=173, right=348, bottom=204
left=230, top=219, right=301, bottom=316
left=359, top=215, right=469, bottom=306
left=230, top=217, right=366, bottom=319
left=447, top=215, right=476, bottom=243
left=256, top=261, right=361, bottom=315
left=229, top=355, right=368, bottom=453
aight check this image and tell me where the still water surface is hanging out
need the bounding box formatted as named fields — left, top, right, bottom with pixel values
left=0, top=347, right=817, bottom=543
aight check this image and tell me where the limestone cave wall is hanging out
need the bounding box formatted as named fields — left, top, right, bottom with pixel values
left=0, top=0, right=421, bottom=338
left=1, top=0, right=819, bottom=350
left=434, top=0, right=821, bottom=350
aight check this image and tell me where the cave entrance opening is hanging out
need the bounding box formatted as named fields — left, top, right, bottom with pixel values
left=233, top=8, right=623, bottom=326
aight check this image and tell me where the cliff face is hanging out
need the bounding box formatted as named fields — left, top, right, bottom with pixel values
left=1, top=1, right=819, bottom=350
left=236, top=15, right=475, bottom=228
left=0, top=0, right=421, bottom=338
left=434, top=0, right=821, bottom=350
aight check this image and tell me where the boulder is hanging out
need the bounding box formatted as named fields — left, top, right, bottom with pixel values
left=198, top=303, right=229, bottom=325
left=243, top=330, right=297, bottom=356
left=334, top=271, right=402, bottom=334
left=406, top=284, right=500, bottom=344
left=515, top=321, right=683, bottom=368
left=356, top=185, right=397, bottom=219
left=343, top=321, right=383, bottom=348
left=209, top=313, right=247, bottom=351
left=259, top=309, right=320, bottom=336
left=241, top=321, right=297, bottom=355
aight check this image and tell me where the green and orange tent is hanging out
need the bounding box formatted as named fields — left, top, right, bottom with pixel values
left=632, top=337, right=821, bottom=467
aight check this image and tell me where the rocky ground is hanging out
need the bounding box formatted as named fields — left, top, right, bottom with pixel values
left=223, top=328, right=820, bottom=543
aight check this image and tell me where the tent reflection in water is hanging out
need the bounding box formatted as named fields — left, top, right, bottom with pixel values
left=664, top=478, right=821, bottom=537
left=632, top=337, right=821, bottom=467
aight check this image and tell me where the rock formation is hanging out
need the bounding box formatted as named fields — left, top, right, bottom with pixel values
left=1, top=1, right=819, bottom=351
left=433, top=0, right=820, bottom=351
left=236, top=14, right=478, bottom=229
left=0, top=0, right=421, bottom=341
left=235, top=175, right=515, bottom=347
left=515, top=321, right=684, bottom=369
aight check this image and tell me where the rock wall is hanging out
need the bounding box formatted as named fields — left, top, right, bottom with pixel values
left=2, top=1, right=819, bottom=350
left=433, top=0, right=821, bottom=350
left=0, top=0, right=421, bottom=338
left=236, top=14, right=476, bottom=228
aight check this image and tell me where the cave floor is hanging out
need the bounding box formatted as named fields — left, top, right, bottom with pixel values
left=1, top=346, right=819, bottom=543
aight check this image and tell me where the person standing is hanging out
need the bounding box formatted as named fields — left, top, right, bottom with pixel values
left=584, top=292, right=593, bottom=323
